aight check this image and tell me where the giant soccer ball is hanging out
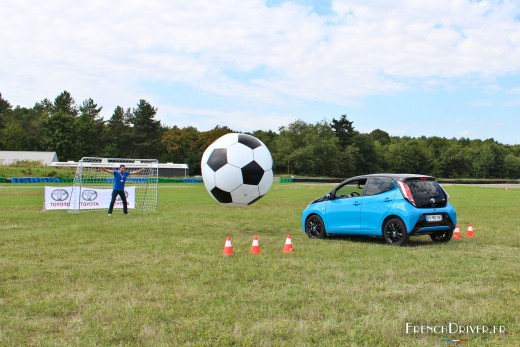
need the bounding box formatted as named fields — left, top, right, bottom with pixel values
left=201, top=133, right=273, bottom=206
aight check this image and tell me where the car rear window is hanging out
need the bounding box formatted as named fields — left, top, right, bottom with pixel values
left=405, top=179, right=446, bottom=207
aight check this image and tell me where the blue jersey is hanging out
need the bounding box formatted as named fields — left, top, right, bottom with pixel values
left=112, top=170, right=130, bottom=191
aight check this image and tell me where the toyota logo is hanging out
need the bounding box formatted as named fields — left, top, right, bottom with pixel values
left=82, top=190, right=98, bottom=201
left=51, top=189, right=69, bottom=201
left=429, top=198, right=436, bottom=205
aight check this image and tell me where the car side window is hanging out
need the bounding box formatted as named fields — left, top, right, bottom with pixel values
left=333, top=179, right=366, bottom=199
left=365, top=177, right=394, bottom=196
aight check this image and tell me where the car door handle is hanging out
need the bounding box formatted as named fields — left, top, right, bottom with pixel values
left=353, top=201, right=361, bottom=206
left=384, top=198, right=392, bottom=202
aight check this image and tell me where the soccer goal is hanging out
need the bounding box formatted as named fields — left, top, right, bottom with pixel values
left=67, top=157, right=159, bottom=213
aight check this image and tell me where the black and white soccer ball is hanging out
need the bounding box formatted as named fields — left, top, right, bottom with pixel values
left=201, top=133, right=274, bottom=206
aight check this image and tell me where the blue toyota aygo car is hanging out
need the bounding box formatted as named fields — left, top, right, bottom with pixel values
left=301, top=174, right=457, bottom=246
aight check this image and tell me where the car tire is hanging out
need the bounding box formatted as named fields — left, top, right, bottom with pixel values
left=429, top=229, right=453, bottom=243
left=306, top=214, right=326, bottom=239
left=383, top=217, right=409, bottom=246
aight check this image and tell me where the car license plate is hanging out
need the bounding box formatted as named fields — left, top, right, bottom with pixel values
left=426, top=214, right=442, bottom=222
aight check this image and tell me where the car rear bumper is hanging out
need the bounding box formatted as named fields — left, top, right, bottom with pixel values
left=410, top=212, right=455, bottom=235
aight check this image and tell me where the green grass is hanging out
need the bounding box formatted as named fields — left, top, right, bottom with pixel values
left=0, top=183, right=519, bottom=346
left=0, top=166, right=75, bottom=179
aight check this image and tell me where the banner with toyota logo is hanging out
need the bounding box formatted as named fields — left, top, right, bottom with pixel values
left=44, top=186, right=136, bottom=210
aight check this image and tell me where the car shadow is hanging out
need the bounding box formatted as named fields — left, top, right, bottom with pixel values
left=323, top=234, right=438, bottom=247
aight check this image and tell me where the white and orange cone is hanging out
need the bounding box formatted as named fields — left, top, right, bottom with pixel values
left=466, top=224, right=474, bottom=238
left=223, top=236, right=234, bottom=255
left=250, top=235, right=261, bottom=254
left=283, top=234, right=293, bottom=253
left=453, top=225, right=461, bottom=239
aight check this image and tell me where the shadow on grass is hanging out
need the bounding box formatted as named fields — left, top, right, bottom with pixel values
left=319, top=234, right=439, bottom=247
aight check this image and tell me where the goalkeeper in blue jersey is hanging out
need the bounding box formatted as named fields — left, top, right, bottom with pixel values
left=101, top=164, right=145, bottom=215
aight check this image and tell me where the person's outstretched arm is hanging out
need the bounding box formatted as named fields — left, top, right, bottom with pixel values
left=128, top=167, right=146, bottom=175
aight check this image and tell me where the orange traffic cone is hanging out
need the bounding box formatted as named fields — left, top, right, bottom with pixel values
left=453, top=225, right=461, bottom=239
left=283, top=234, right=293, bottom=253
left=466, top=224, right=474, bottom=238
left=223, top=236, right=233, bottom=255
left=250, top=235, right=261, bottom=254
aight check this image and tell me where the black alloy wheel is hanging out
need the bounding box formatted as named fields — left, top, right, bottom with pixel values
left=383, top=217, right=409, bottom=246
left=306, top=215, right=326, bottom=239
left=430, top=229, right=453, bottom=243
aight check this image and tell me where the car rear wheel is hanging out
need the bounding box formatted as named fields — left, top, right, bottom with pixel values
left=430, top=229, right=453, bottom=243
left=306, top=215, right=326, bottom=239
left=383, top=217, right=409, bottom=246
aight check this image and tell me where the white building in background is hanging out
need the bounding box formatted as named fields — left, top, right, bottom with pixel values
left=0, top=151, right=59, bottom=166
left=0, top=151, right=189, bottom=177
left=49, top=161, right=189, bottom=177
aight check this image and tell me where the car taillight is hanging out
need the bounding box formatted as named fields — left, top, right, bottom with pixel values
left=397, top=181, right=416, bottom=206
left=440, top=185, right=450, bottom=202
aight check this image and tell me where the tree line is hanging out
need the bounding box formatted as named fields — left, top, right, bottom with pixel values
left=1, top=91, right=520, bottom=179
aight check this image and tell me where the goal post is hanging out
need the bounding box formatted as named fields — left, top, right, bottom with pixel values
left=67, top=157, right=159, bottom=213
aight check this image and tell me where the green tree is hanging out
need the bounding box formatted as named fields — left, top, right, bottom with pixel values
left=0, top=92, right=12, bottom=132
left=504, top=154, right=520, bottom=179
left=273, top=119, right=309, bottom=175
left=6, top=90, right=520, bottom=180
left=0, top=107, right=43, bottom=151
left=190, top=126, right=235, bottom=174
left=41, top=110, right=77, bottom=160
left=509, top=144, right=520, bottom=157
left=162, top=126, right=200, bottom=174
left=197, top=126, right=234, bottom=153
left=31, top=92, right=82, bottom=160
left=373, top=141, right=386, bottom=170
left=127, top=100, right=164, bottom=159
left=437, top=144, right=472, bottom=178
left=330, top=114, right=356, bottom=148
left=33, top=98, right=54, bottom=114
left=273, top=119, right=341, bottom=176
left=104, top=106, right=133, bottom=157
left=369, top=129, right=391, bottom=146
left=470, top=141, right=505, bottom=179
left=351, top=133, right=381, bottom=174
left=335, top=145, right=358, bottom=178
left=385, top=139, right=433, bottom=174
left=249, top=129, right=277, bottom=151
left=79, top=98, right=102, bottom=120
left=54, top=91, right=78, bottom=117
left=73, top=98, right=105, bottom=157
left=423, top=136, right=451, bottom=177
left=486, top=141, right=507, bottom=178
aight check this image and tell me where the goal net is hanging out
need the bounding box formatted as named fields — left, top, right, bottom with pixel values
left=67, top=157, right=159, bottom=213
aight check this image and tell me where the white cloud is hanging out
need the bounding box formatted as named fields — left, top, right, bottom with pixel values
left=1, top=0, right=520, bottom=138
left=157, top=104, right=296, bottom=132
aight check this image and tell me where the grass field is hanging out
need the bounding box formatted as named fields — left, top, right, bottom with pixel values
left=0, top=182, right=519, bottom=346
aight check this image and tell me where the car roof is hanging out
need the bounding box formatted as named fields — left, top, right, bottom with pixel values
left=345, top=173, right=434, bottom=182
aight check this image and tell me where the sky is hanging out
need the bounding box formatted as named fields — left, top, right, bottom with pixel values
left=2, top=0, right=520, bottom=144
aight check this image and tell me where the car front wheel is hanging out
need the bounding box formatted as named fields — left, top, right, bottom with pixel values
left=430, top=229, right=453, bottom=243
left=383, top=218, right=409, bottom=246
left=306, top=215, right=326, bottom=239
